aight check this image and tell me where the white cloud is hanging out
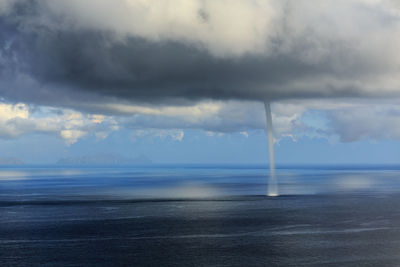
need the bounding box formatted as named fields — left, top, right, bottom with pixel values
left=91, top=114, right=105, bottom=124
left=171, top=130, right=184, bottom=141
left=240, top=131, right=249, bottom=138
left=110, top=100, right=306, bottom=141
left=60, top=130, right=87, bottom=145
left=1, top=99, right=400, bottom=144
left=0, top=103, right=29, bottom=121
left=272, top=99, right=400, bottom=142
left=327, top=104, right=400, bottom=142
left=42, top=0, right=278, bottom=57
left=0, top=102, right=119, bottom=144
left=130, top=129, right=185, bottom=142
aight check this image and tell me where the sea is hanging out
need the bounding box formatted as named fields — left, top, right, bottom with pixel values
left=2, top=164, right=400, bottom=266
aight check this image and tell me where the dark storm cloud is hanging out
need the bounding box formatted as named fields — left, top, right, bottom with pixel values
left=1, top=0, right=400, bottom=110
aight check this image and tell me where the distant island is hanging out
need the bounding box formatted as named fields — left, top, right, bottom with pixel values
left=0, top=157, right=24, bottom=165
left=56, top=153, right=152, bottom=165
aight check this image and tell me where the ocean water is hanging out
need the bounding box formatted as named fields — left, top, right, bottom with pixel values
left=2, top=165, right=400, bottom=266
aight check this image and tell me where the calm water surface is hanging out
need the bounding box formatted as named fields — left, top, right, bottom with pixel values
left=1, top=165, right=400, bottom=266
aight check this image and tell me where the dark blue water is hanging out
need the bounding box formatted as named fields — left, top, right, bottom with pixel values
left=2, top=165, right=400, bottom=266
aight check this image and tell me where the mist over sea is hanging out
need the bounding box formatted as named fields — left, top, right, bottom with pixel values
left=2, top=165, right=400, bottom=266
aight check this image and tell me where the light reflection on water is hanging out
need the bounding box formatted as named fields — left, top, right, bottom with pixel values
left=0, top=171, right=28, bottom=180
left=1, top=165, right=400, bottom=201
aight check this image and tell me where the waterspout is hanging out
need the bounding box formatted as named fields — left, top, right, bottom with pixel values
left=264, top=101, right=278, bottom=197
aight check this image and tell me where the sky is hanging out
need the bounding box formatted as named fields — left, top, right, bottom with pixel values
left=1, top=0, right=400, bottom=164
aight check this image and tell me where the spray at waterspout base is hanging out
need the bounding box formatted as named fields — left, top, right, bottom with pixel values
left=264, top=101, right=279, bottom=197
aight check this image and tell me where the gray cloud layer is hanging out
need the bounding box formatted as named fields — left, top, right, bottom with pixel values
left=1, top=0, right=400, bottom=110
